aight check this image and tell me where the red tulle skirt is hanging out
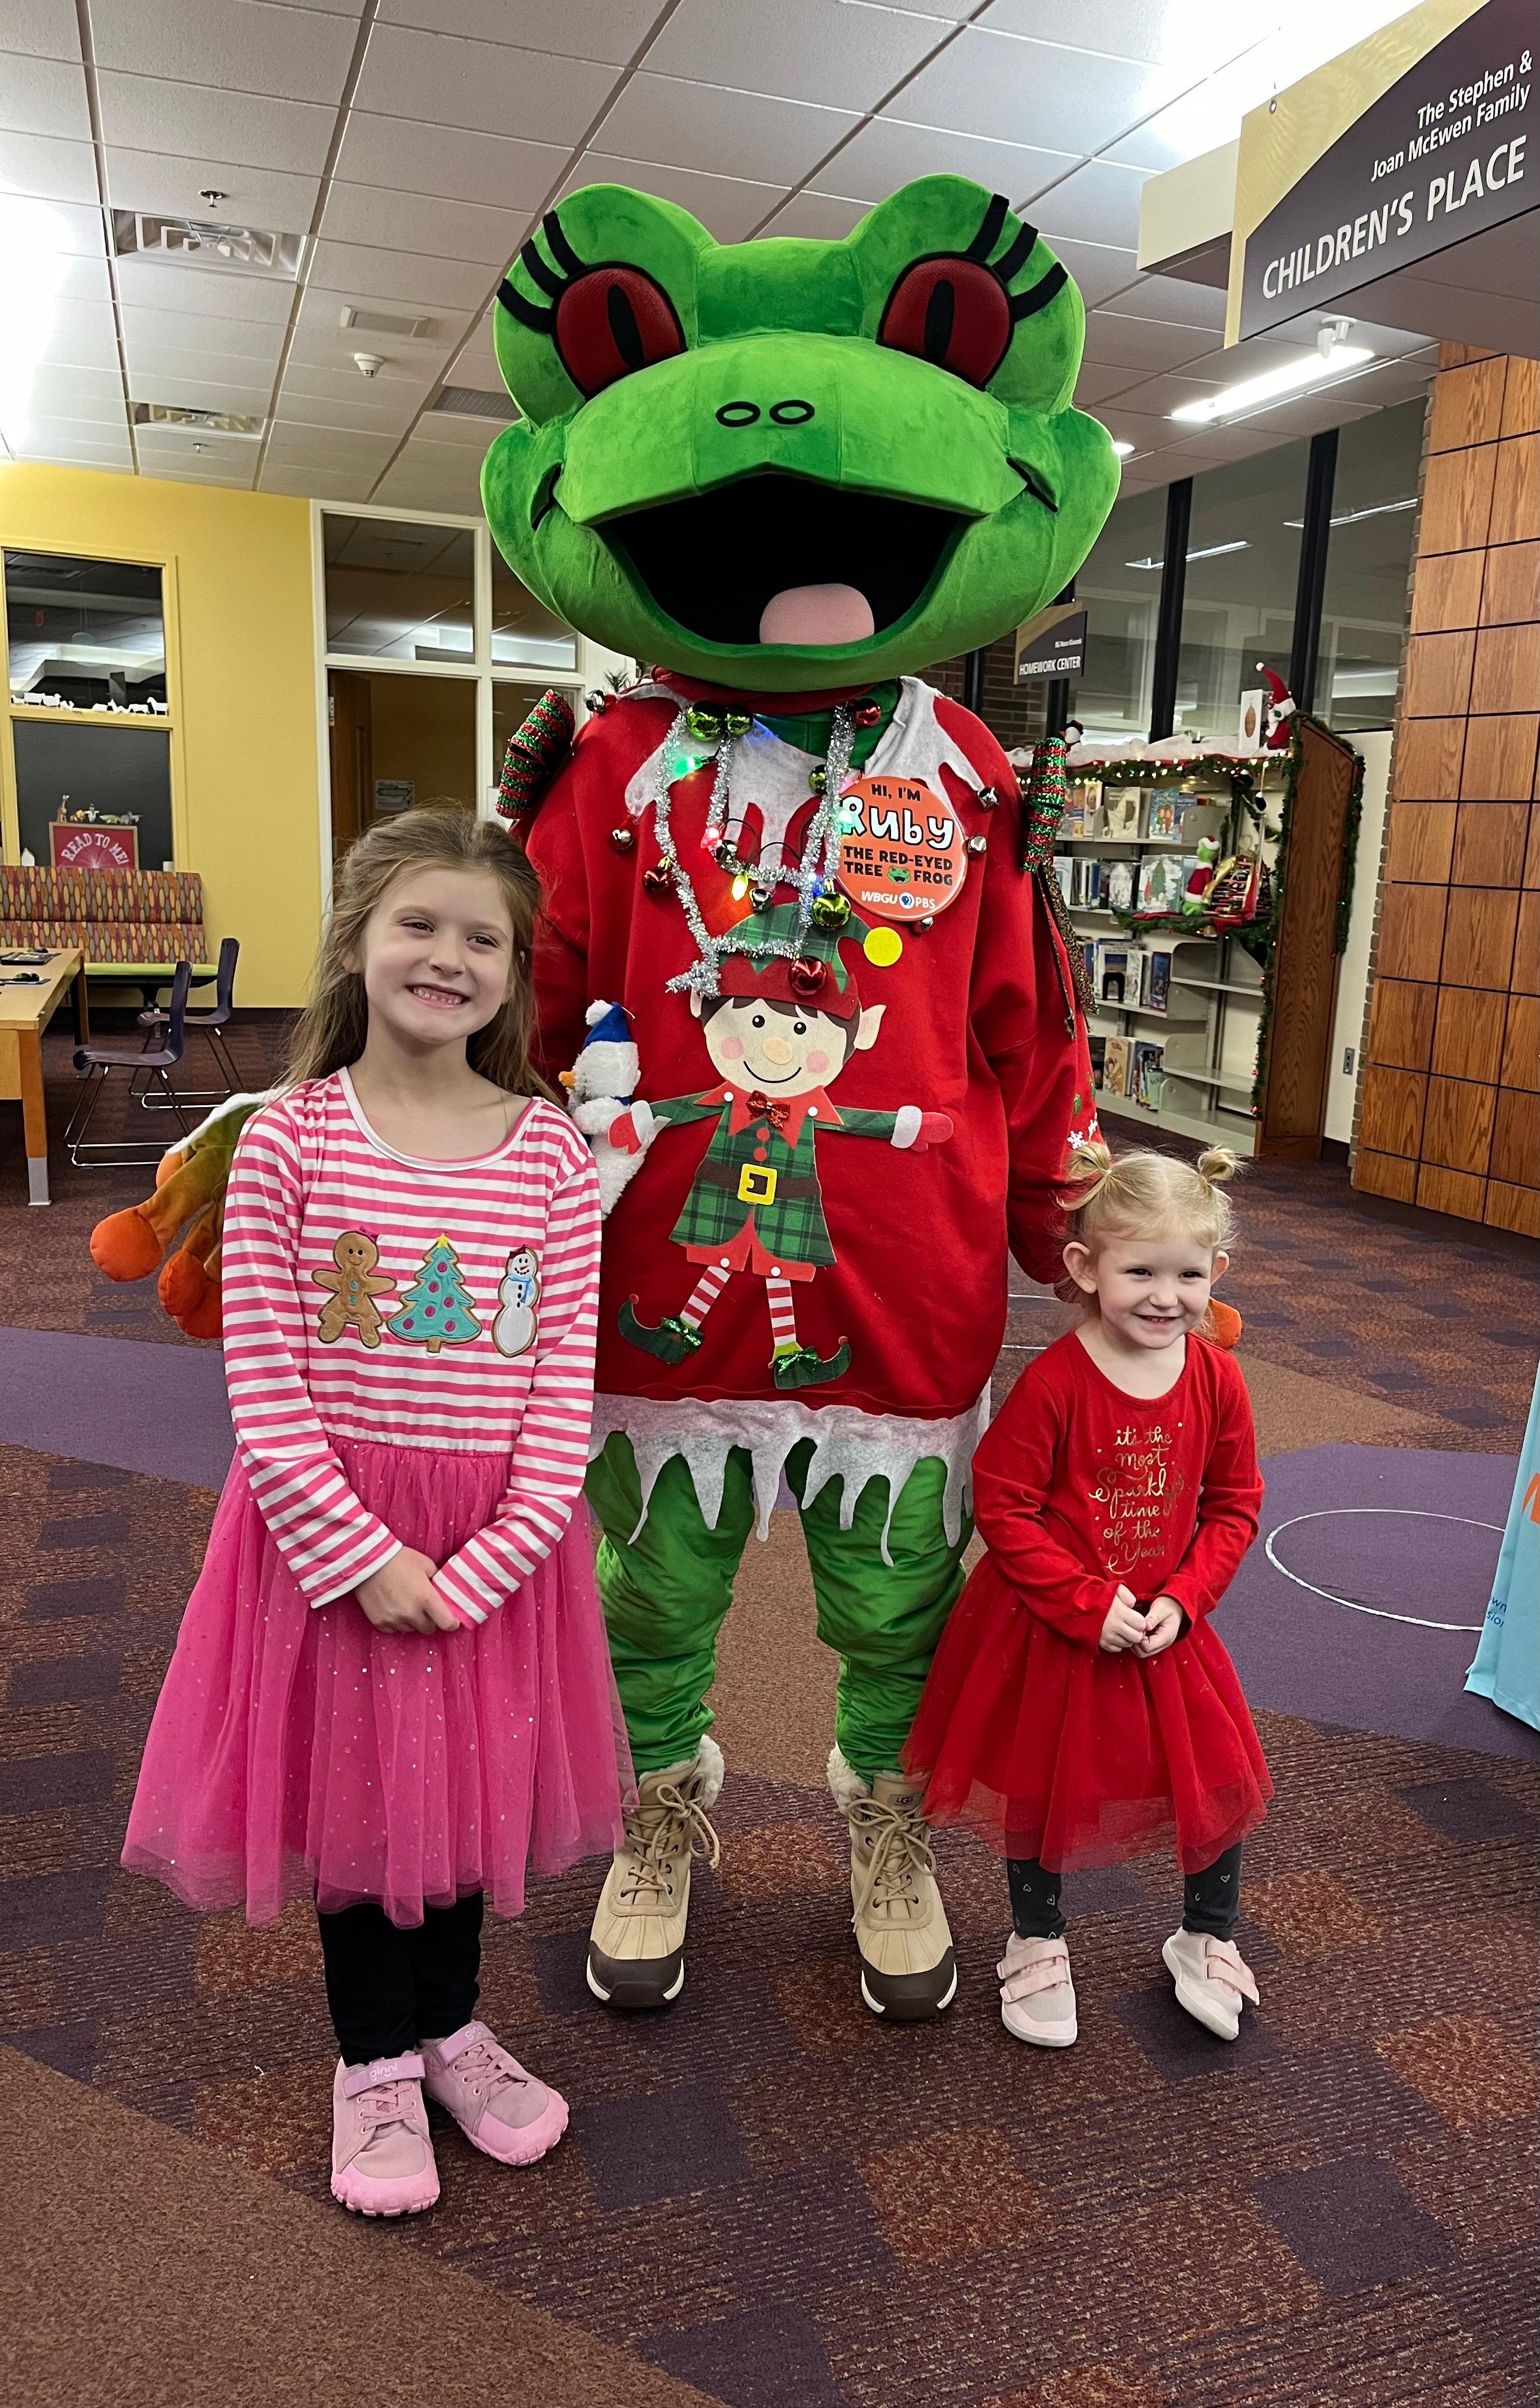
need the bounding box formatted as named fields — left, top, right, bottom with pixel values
left=905, top=1559, right=1271, bottom=1874
left=122, top=1438, right=632, bottom=1927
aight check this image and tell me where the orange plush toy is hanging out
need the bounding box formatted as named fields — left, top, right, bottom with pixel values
left=89, top=1096, right=265, bottom=1340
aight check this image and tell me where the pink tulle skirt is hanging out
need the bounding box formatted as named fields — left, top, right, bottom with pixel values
left=122, top=1438, right=632, bottom=1927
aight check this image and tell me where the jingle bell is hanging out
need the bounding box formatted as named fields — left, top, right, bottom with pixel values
left=811, top=892, right=851, bottom=931
left=610, top=826, right=635, bottom=852
left=975, top=785, right=999, bottom=809
left=685, top=705, right=724, bottom=742
left=789, top=956, right=827, bottom=1002
left=724, top=711, right=753, bottom=739
left=642, top=862, right=672, bottom=892
left=966, top=833, right=989, bottom=855
left=916, top=915, right=935, bottom=932
left=713, top=840, right=738, bottom=871
left=808, top=766, right=828, bottom=794
left=851, top=699, right=882, bottom=729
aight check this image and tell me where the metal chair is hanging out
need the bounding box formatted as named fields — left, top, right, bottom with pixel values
left=66, top=960, right=193, bottom=1166
left=137, top=935, right=242, bottom=1106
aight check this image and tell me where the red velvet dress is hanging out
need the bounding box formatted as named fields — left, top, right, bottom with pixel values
left=905, top=1330, right=1271, bottom=1874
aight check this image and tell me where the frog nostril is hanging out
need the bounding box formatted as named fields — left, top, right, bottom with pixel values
left=716, top=400, right=760, bottom=427
left=770, top=398, right=815, bottom=425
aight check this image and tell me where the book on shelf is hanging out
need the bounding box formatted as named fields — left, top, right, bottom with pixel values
left=1073, top=855, right=1103, bottom=907
left=1059, top=781, right=1099, bottom=837
left=1103, top=1035, right=1132, bottom=1098
left=1133, top=1041, right=1165, bottom=1108
left=1146, top=797, right=1181, bottom=840
left=1053, top=852, right=1074, bottom=904
left=1087, top=1032, right=1107, bottom=1085
left=1135, top=853, right=1185, bottom=914
left=1146, top=949, right=1172, bottom=1012
left=1081, top=941, right=1097, bottom=994
left=1096, top=941, right=1129, bottom=1006
left=1104, top=859, right=1136, bottom=912
left=1102, top=785, right=1143, bottom=840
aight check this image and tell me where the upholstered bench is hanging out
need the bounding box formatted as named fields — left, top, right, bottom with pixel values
left=0, top=865, right=215, bottom=1005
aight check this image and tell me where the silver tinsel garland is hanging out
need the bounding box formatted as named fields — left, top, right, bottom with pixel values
left=650, top=704, right=858, bottom=997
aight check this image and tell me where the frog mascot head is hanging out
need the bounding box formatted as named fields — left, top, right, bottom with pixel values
left=481, top=174, right=1117, bottom=688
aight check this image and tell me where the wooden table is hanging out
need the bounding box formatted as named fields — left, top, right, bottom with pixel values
left=0, top=947, right=89, bottom=1205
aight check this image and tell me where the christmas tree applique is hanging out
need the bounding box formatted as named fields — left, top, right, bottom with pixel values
left=386, top=1235, right=482, bottom=1353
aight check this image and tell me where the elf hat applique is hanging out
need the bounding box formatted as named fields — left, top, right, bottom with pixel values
left=715, top=900, right=876, bottom=1022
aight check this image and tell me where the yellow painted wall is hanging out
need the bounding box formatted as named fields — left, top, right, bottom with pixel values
left=0, top=462, right=322, bottom=1007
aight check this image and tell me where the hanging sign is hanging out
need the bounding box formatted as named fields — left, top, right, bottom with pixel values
left=834, top=775, right=969, bottom=920
left=1014, top=605, right=1087, bottom=684
left=1231, top=0, right=1535, bottom=343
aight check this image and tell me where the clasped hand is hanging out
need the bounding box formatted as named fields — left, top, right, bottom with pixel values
left=355, top=1548, right=462, bottom=1635
left=1099, top=1584, right=1184, bottom=1659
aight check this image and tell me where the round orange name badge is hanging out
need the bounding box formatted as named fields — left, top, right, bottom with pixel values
left=833, top=776, right=969, bottom=922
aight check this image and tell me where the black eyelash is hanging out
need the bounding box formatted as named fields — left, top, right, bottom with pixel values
left=496, top=208, right=591, bottom=336
left=1008, top=263, right=1068, bottom=322
left=965, top=194, right=1069, bottom=336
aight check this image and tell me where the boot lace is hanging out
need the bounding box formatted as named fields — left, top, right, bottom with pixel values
left=356, top=2078, right=415, bottom=2135
left=847, top=1793, right=936, bottom=1917
left=617, top=1779, right=721, bottom=1907
left=448, top=2037, right=524, bottom=2103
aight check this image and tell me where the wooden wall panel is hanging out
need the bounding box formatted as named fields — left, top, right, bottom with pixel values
left=1356, top=351, right=1539, bottom=1227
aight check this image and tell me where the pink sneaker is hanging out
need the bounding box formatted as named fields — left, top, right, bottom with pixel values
left=330, top=2053, right=440, bottom=2217
left=996, top=1933, right=1078, bottom=2047
left=422, top=2020, right=569, bottom=2166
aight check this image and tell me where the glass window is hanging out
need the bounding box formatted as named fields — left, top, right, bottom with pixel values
left=492, top=545, right=577, bottom=673
left=13, top=718, right=174, bottom=870
left=5, top=551, right=166, bottom=711
left=1175, top=443, right=1309, bottom=749
left=324, top=517, right=474, bottom=663
left=1316, top=398, right=1425, bottom=732
left=327, top=669, right=477, bottom=857
left=1070, top=486, right=1167, bottom=750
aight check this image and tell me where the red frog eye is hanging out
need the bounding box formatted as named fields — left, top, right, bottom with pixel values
left=555, top=267, right=685, bottom=398
left=878, top=255, right=1013, bottom=388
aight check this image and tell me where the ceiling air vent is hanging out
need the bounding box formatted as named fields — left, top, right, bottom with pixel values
left=133, top=403, right=264, bottom=437
left=432, top=385, right=517, bottom=422
left=114, top=212, right=303, bottom=278
left=339, top=305, right=440, bottom=341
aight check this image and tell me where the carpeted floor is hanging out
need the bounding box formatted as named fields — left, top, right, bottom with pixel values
left=2, top=1020, right=1537, bottom=2407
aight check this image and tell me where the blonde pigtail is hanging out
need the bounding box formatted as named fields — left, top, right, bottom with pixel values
left=1195, top=1146, right=1239, bottom=1188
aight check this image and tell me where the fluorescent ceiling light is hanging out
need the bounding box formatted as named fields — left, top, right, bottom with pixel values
left=0, top=192, right=68, bottom=450
left=1282, top=495, right=1417, bottom=528
left=1111, top=440, right=1136, bottom=458
left=1126, top=541, right=1250, bottom=569
left=1170, top=343, right=1374, bottom=423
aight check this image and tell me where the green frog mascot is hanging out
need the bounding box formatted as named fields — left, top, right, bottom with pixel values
left=486, top=174, right=1117, bottom=2017
left=93, top=173, right=1119, bottom=2024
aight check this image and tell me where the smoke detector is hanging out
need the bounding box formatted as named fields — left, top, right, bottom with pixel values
left=114, top=211, right=303, bottom=278
left=353, top=352, right=385, bottom=378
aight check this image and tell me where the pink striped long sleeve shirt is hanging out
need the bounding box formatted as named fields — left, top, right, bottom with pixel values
left=220, top=1070, right=602, bottom=1626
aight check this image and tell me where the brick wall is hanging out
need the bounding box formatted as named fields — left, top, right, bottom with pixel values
left=1355, top=344, right=1539, bottom=1237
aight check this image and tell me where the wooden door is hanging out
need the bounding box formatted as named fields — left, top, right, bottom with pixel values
left=328, top=671, right=373, bottom=860
left=1258, top=717, right=1358, bottom=1160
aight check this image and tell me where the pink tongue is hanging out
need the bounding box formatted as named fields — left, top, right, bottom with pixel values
left=758, top=583, right=876, bottom=647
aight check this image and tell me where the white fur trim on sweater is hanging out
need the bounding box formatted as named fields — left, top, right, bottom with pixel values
left=588, top=1389, right=987, bottom=1564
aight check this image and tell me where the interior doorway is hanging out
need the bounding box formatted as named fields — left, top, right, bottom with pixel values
left=327, top=669, right=477, bottom=861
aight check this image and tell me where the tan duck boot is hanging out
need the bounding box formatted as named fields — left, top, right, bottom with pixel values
left=829, top=1748, right=957, bottom=2019
left=585, top=1738, right=722, bottom=2010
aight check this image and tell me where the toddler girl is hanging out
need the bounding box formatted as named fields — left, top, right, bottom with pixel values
left=124, top=809, right=627, bottom=2214
left=905, top=1140, right=1269, bottom=2046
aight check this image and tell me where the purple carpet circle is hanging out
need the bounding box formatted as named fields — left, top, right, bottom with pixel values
left=1264, top=1508, right=1499, bottom=1632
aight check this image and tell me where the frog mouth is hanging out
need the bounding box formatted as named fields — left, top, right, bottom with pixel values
left=601, top=471, right=966, bottom=648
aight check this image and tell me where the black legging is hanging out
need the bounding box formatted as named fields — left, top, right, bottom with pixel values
left=1007, top=1845, right=1243, bottom=1943
left=316, top=1893, right=483, bottom=2065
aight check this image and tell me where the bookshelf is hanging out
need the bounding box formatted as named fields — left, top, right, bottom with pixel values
left=1047, top=719, right=1364, bottom=1163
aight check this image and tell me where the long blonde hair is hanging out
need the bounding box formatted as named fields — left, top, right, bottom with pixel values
left=287, top=808, right=553, bottom=1098
left=1056, top=1136, right=1237, bottom=1303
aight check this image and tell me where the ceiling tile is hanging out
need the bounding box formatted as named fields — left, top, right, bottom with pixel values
left=260, top=463, right=380, bottom=501
left=0, top=48, right=89, bottom=138
left=373, top=457, right=485, bottom=511
left=1073, top=361, right=1144, bottom=406
left=354, top=26, right=619, bottom=142
left=114, top=252, right=297, bottom=319
left=755, top=190, right=870, bottom=240
left=817, top=115, right=1077, bottom=209
left=320, top=182, right=530, bottom=267
left=1039, top=236, right=1139, bottom=310
left=287, top=307, right=457, bottom=377
left=1081, top=311, right=1212, bottom=373
left=282, top=356, right=441, bottom=407
left=273, top=386, right=430, bottom=438
left=593, top=73, right=858, bottom=187
left=1030, top=159, right=1152, bottom=252
left=446, top=315, right=499, bottom=382
left=1079, top=404, right=1181, bottom=452
left=1233, top=389, right=1385, bottom=438
left=377, top=0, right=660, bottom=65
left=981, top=3, right=1260, bottom=71
left=96, top=73, right=336, bottom=175
left=889, top=28, right=1194, bottom=157
left=1100, top=275, right=1228, bottom=332
left=50, top=252, right=113, bottom=303
left=103, top=148, right=321, bottom=230
left=264, top=423, right=400, bottom=464
left=133, top=435, right=258, bottom=485
left=332, top=114, right=566, bottom=211
left=308, top=238, right=493, bottom=312
left=2, top=3, right=83, bottom=62
left=1103, top=367, right=1228, bottom=415
left=89, top=0, right=359, bottom=103
left=39, top=303, right=121, bottom=374
left=0, top=130, right=99, bottom=205
left=408, top=409, right=501, bottom=449
left=121, top=302, right=287, bottom=360
left=644, top=0, right=953, bottom=113
left=557, top=156, right=783, bottom=245
left=1103, top=45, right=1281, bottom=172
left=123, top=340, right=282, bottom=397
left=16, top=196, right=105, bottom=259
left=128, top=368, right=275, bottom=414
left=17, top=432, right=133, bottom=470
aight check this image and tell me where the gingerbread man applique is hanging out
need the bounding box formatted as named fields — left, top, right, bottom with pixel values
left=312, top=1230, right=394, bottom=1349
